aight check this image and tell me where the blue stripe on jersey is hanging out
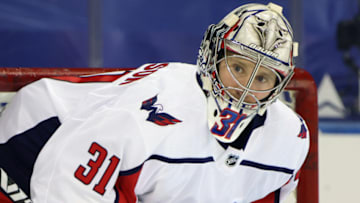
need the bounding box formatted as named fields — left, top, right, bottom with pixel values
left=148, top=154, right=214, bottom=164
left=274, top=188, right=280, bottom=203
left=240, top=160, right=294, bottom=175
left=0, top=116, right=60, bottom=197
left=119, top=164, right=143, bottom=176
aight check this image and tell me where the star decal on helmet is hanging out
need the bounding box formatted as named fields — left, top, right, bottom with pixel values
left=141, top=95, right=182, bottom=126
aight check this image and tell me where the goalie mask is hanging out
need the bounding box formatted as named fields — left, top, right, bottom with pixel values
left=197, top=2, right=299, bottom=143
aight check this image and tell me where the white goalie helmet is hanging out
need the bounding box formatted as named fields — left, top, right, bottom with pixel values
left=197, top=2, right=299, bottom=143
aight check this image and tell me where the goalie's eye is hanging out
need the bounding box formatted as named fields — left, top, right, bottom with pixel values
left=251, top=70, right=277, bottom=90
left=233, top=65, right=244, bottom=74
left=255, top=75, right=267, bottom=83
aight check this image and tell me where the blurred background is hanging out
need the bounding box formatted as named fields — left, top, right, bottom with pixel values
left=0, top=0, right=359, bottom=202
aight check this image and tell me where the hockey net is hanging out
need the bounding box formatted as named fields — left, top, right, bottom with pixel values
left=0, top=67, right=318, bottom=203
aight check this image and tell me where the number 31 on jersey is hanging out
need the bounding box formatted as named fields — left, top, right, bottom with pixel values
left=74, top=142, right=120, bottom=195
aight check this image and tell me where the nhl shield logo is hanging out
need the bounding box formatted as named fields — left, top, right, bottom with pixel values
left=225, top=154, right=239, bottom=167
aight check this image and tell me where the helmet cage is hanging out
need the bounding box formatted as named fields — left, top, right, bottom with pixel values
left=196, top=2, right=298, bottom=143
left=203, top=36, right=294, bottom=116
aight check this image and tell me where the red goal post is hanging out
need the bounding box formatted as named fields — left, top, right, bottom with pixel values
left=0, top=67, right=318, bottom=203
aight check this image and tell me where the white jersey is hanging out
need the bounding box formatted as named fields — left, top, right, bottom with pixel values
left=0, top=63, right=309, bottom=203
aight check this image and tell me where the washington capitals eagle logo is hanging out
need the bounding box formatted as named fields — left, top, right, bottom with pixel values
left=141, top=95, right=182, bottom=126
